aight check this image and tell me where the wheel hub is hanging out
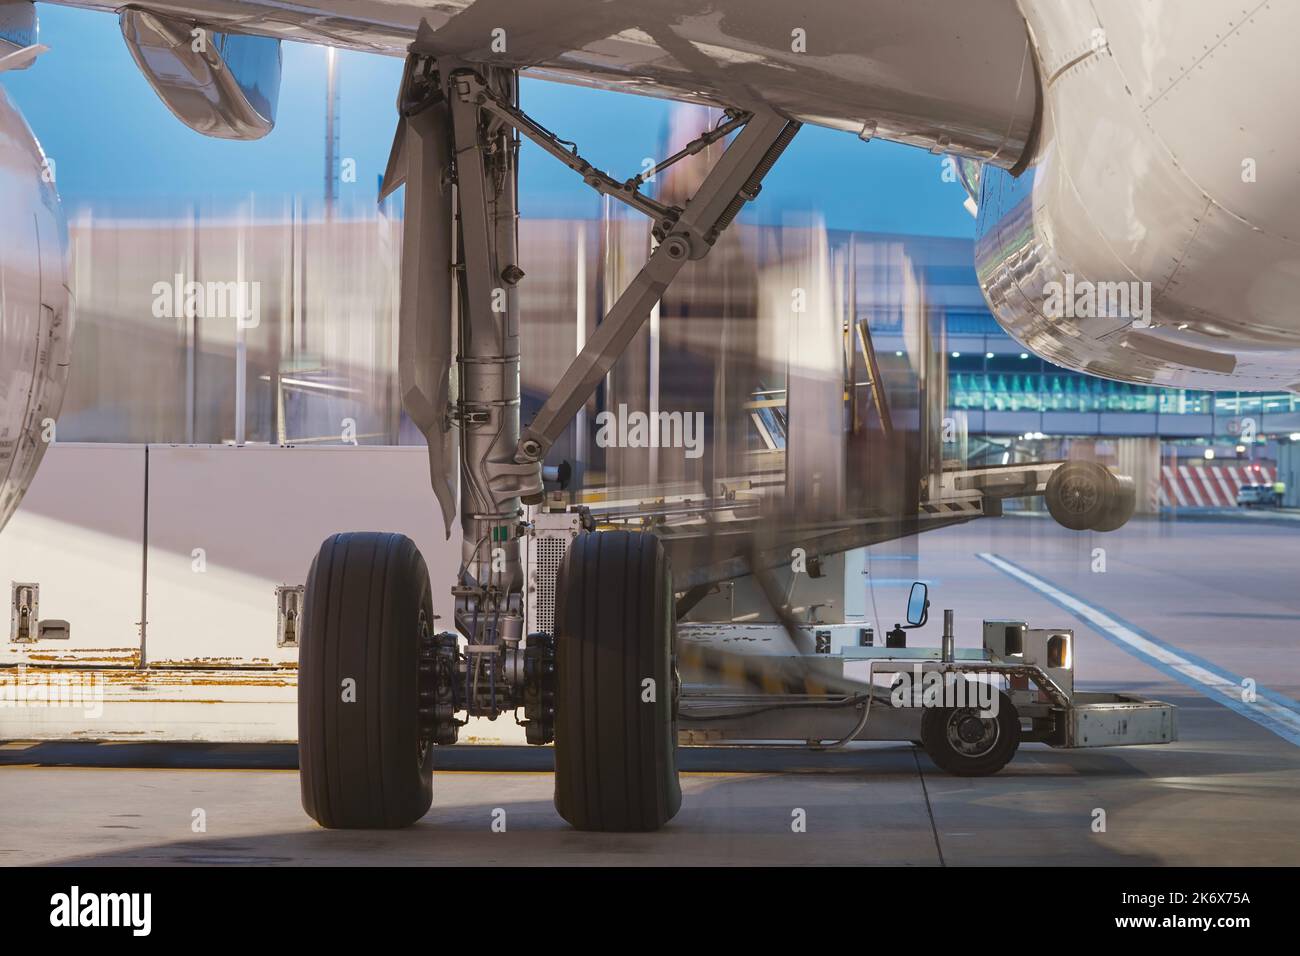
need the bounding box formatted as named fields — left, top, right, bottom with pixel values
left=946, top=709, right=1000, bottom=757
left=1058, top=475, right=1100, bottom=515
left=418, top=613, right=461, bottom=749
left=956, top=714, right=986, bottom=743
left=522, top=632, right=557, bottom=745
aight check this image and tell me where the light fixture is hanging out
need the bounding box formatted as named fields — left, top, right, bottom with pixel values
left=1019, top=353, right=1029, bottom=359
left=1204, top=449, right=1215, bottom=460
left=985, top=351, right=994, bottom=359
left=1289, top=432, right=1300, bottom=441
left=895, top=350, right=903, bottom=357
left=951, top=351, right=961, bottom=358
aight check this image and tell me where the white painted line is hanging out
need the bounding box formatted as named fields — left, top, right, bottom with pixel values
left=977, top=552, right=1300, bottom=746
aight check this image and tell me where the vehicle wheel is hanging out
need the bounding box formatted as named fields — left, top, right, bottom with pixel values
left=920, top=688, right=1020, bottom=776
left=1091, top=473, right=1136, bottom=532
left=1045, top=460, right=1115, bottom=531
left=553, top=530, right=682, bottom=831
left=299, top=532, right=435, bottom=828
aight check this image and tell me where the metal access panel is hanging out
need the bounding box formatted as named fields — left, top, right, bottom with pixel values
left=1066, top=697, right=1180, bottom=749
left=1063, top=694, right=1178, bottom=747
left=145, top=444, right=464, bottom=667
left=0, top=444, right=145, bottom=666
left=523, top=508, right=581, bottom=638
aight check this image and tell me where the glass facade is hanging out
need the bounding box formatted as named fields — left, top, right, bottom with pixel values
left=56, top=210, right=1298, bottom=451
left=841, top=231, right=1298, bottom=439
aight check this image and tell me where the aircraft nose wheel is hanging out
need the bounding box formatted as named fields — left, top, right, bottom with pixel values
left=1058, top=474, right=1099, bottom=517
left=920, top=689, right=1021, bottom=776
left=1044, top=461, right=1135, bottom=532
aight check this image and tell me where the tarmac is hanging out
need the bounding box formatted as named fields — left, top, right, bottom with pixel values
left=3, top=515, right=1298, bottom=866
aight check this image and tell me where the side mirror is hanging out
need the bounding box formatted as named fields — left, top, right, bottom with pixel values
left=904, top=581, right=928, bottom=628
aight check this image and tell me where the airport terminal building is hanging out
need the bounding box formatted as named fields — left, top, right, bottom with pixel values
left=54, top=209, right=1298, bottom=511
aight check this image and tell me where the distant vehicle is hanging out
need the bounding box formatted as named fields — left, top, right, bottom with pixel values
left=1237, top=484, right=1281, bottom=508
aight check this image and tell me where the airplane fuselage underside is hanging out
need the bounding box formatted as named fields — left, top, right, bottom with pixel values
left=47, top=0, right=1041, bottom=165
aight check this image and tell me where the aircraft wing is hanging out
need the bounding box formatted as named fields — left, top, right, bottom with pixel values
left=43, top=0, right=1040, bottom=166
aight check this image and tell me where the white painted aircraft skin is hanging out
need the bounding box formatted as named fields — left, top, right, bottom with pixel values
left=46, top=0, right=1041, bottom=165
left=0, top=82, right=71, bottom=532
left=976, top=0, right=1300, bottom=393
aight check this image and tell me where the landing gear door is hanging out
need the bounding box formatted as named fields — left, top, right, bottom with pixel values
left=392, top=92, right=459, bottom=538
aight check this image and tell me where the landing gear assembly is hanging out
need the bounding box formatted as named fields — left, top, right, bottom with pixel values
left=299, top=49, right=796, bottom=831
left=297, top=51, right=1174, bottom=833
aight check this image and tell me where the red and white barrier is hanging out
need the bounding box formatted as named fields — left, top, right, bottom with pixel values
left=1158, top=462, right=1274, bottom=508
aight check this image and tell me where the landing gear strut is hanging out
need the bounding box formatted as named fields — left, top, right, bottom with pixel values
left=298, top=50, right=799, bottom=830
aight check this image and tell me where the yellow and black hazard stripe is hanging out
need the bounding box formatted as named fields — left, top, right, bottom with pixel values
left=677, top=643, right=859, bottom=698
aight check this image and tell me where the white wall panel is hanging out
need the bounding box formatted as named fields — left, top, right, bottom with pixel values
left=0, top=444, right=144, bottom=666
left=145, top=444, right=462, bottom=667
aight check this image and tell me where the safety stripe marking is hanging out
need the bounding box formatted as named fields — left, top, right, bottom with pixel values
left=1179, top=465, right=1206, bottom=507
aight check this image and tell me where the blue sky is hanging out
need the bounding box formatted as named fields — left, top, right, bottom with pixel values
left=4, top=4, right=975, bottom=236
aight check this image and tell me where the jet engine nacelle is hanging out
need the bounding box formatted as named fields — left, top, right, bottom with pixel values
left=976, top=0, right=1300, bottom=393
left=0, top=81, right=72, bottom=531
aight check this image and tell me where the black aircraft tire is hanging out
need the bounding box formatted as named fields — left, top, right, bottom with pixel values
left=299, top=532, right=435, bottom=829
left=1091, top=474, right=1137, bottom=532
left=553, top=530, right=682, bottom=832
left=1045, top=461, right=1116, bottom=531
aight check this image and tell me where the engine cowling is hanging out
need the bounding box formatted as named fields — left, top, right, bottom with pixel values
left=976, top=0, right=1300, bottom=392
left=0, top=80, right=71, bottom=531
